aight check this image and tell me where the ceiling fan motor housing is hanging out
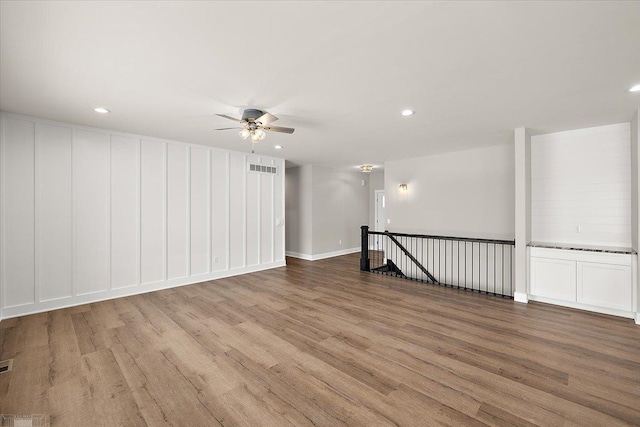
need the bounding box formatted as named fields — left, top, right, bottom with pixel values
left=241, top=109, right=266, bottom=122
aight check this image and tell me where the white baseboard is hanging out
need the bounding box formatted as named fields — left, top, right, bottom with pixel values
left=635, top=312, right=640, bottom=325
left=513, top=292, right=529, bottom=303
left=286, top=247, right=360, bottom=261
left=0, top=260, right=286, bottom=320
left=285, top=251, right=313, bottom=261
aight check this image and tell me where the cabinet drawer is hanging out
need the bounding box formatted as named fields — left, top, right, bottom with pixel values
left=577, top=262, right=632, bottom=311
left=530, top=247, right=632, bottom=266
left=530, top=257, right=576, bottom=302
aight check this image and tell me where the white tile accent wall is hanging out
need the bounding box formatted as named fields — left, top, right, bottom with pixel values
left=0, top=112, right=286, bottom=319
left=531, top=123, right=631, bottom=247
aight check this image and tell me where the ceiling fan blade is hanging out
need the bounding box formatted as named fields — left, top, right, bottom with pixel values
left=216, top=114, right=242, bottom=122
left=215, top=127, right=242, bottom=131
left=264, top=125, right=295, bottom=134
left=256, top=112, right=278, bottom=125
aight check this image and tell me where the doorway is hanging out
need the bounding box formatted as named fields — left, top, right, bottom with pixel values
left=374, top=190, right=386, bottom=250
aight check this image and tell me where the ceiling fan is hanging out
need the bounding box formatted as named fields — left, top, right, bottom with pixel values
left=215, top=109, right=295, bottom=150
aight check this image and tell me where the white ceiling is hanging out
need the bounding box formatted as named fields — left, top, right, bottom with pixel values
left=1, top=1, right=639, bottom=169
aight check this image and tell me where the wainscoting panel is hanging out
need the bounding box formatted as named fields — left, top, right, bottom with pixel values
left=110, top=135, right=140, bottom=290
left=1, top=117, right=35, bottom=308
left=167, top=143, right=189, bottom=280
left=229, top=152, right=246, bottom=269
left=190, top=146, right=210, bottom=276
left=210, top=151, right=228, bottom=272
left=0, top=112, right=285, bottom=319
left=75, top=130, right=111, bottom=296
left=37, top=123, right=73, bottom=301
left=140, top=139, right=167, bottom=285
left=246, top=155, right=261, bottom=267
left=261, top=159, right=275, bottom=264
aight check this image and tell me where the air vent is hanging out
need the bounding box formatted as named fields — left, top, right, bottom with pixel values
left=0, top=414, right=47, bottom=426
left=0, top=359, right=12, bottom=374
left=248, top=164, right=277, bottom=174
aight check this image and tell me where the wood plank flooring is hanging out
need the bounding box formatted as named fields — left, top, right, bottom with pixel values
left=1, top=253, right=639, bottom=426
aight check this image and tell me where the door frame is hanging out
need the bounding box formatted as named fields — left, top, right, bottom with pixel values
left=374, top=190, right=386, bottom=250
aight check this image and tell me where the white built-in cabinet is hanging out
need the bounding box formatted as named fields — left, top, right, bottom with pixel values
left=531, top=256, right=577, bottom=302
left=529, top=247, right=636, bottom=318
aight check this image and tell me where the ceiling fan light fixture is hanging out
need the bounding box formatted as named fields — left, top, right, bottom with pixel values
left=251, top=129, right=266, bottom=142
left=239, top=129, right=251, bottom=140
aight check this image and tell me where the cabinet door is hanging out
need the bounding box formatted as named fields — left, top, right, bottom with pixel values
left=577, top=262, right=632, bottom=311
left=530, top=257, right=576, bottom=302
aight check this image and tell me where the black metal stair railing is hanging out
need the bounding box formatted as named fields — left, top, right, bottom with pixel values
left=360, top=225, right=515, bottom=299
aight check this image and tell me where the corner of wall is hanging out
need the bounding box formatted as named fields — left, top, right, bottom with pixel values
left=514, top=127, right=531, bottom=300
left=631, top=111, right=638, bottom=252
left=632, top=109, right=640, bottom=320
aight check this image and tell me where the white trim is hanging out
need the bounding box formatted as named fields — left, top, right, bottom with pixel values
left=513, top=292, right=528, bottom=303
left=635, top=312, right=639, bottom=325
left=286, top=247, right=360, bottom=261
left=529, top=294, right=635, bottom=319
left=34, top=122, right=40, bottom=304
left=0, top=115, right=4, bottom=319
left=285, top=251, right=313, bottom=261
left=0, top=111, right=284, bottom=165
left=1, top=260, right=286, bottom=320
left=243, top=154, right=247, bottom=268
left=374, top=189, right=385, bottom=232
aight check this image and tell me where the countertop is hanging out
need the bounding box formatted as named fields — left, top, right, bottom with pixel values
left=528, top=241, right=636, bottom=255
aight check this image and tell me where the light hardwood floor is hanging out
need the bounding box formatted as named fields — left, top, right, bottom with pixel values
left=1, top=253, right=639, bottom=426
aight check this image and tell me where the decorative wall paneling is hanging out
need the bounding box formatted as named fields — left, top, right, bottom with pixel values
left=0, top=113, right=285, bottom=319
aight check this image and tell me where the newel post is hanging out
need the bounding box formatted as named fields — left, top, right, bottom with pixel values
left=360, top=225, right=370, bottom=271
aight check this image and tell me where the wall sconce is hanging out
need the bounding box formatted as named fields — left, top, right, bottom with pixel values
left=359, top=165, right=373, bottom=173
left=399, top=183, right=408, bottom=193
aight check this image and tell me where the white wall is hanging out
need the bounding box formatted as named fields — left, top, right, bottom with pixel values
left=382, top=145, right=515, bottom=295
left=530, top=123, right=631, bottom=247
left=0, top=113, right=285, bottom=320
left=385, top=144, right=515, bottom=240
left=311, top=165, right=369, bottom=255
left=285, top=164, right=369, bottom=259
left=284, top=164, right=312, bottom=255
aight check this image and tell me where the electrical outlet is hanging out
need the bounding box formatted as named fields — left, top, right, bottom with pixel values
left=213, top=256, right=219, bottom=263
left=576, top=225, right=581, bottom=233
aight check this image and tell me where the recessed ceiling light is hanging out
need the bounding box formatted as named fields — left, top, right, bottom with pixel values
left=274, top=145, right=282, bottom=150
left=401, top=109, right=415, bottom=116
left=94, top=107, right=110, bottom=114
left=630, top=84, right=640, bottom=93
